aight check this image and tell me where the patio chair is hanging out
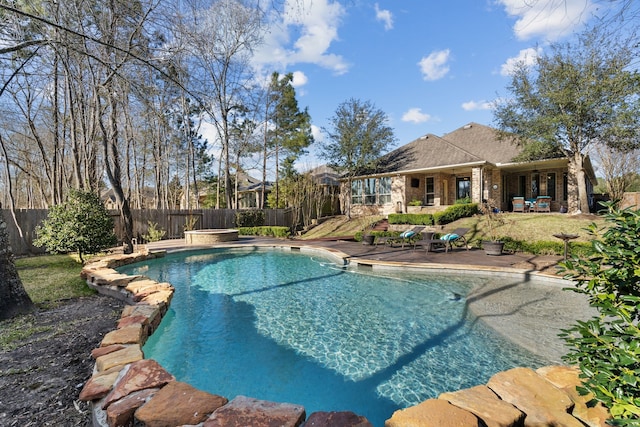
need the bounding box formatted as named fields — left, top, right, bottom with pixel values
left=534, top=196, right=551, bottom=213
left=424, top=227, right=470, bottom=253
left=512, top=197, right=528, bottom=213
left=376, top=226, right=424, bottom=248
left=392, top=226, right=425, bottom=248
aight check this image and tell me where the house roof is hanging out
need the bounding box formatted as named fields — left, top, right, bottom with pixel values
left=375, top=122, right=523, bottom=174
left=441, top=123, right=523, bottom=165
left=236, top=172, right=272, bottom=193
left=307, top=164, right=340, bottom=186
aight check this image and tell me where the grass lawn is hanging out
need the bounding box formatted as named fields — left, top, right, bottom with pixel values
left=14, top=254, right=95, bottom=308
left=1, top=254, right=96, bottom=350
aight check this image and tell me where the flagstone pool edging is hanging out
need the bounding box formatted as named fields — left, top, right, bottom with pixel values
left=78, top=246, right=610, bottom=427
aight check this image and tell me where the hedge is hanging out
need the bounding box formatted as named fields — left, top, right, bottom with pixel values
left=433, top=203, right=479, bottom=225
left=238, top=226, right=290, bottom=238
left=500, top=237, right=593, bottom=257
left=388, top=213, right=434, bottom=225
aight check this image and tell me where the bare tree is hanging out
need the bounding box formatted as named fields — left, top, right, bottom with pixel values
left=175, top=0, right=265, bottom=208
left=595, top=144, right=640, bottom=206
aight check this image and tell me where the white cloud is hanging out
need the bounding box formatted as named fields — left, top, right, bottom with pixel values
left=311, top=124, right=324, bottom=142
left=461, top=100, right=492, bottom=111
left=500, top=47, right=542, bottom=76
left=497, top=0, right=596, bottom=41
left=253, top=0, right=349, bottom=75
left=418, top=49, right=451, bottom=81
left=374, top=3, right=393, bottom=30
left=402, top=108, right=432, bottom=124
left=291, top=71, right=308, bottom=87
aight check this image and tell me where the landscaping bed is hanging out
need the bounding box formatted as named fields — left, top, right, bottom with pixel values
left=0, top=294, right=124, bottom=426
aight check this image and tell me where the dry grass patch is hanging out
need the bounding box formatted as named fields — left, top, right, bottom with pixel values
left=299, top=213, right=606, bottom=245
left=298, top=215, right=383, bottom=239
left=452, top=213, right=605, bottom=243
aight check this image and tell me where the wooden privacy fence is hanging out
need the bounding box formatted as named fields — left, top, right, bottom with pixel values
left=620, top=192, right=640, bottom=210
left=3, top=208, right=293, bottom=256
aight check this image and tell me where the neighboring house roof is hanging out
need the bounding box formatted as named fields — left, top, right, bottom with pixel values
left=237, top=181, right=273, bottom=193
left=307, top=164, right=340, bottom=186
left=375, top=122, right=523, bottom=174
left=236, top=172, right=273, bottom=193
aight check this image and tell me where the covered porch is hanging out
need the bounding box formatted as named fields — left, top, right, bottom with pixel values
left=397, top=158, right=572, bottom=213
left=348, top=158, right=576, bottom=216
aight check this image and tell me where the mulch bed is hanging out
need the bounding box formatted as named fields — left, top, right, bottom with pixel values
left=0, top=295, right=125, bottom=426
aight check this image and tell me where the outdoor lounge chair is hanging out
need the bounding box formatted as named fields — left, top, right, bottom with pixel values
left=423, top=227, right=470, bottom=253
left=512, top=196, right=528, bottom=213
left=412, top=230, right=436, bottom=251
left=534, top=196, right=551, bottom=213
left=375, top=226, right=424, bottom=248
left=393, top=226, right=425, bottom=248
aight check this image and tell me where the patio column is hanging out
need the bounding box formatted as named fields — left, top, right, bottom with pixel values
left=471, top=167, right=483, bottom=204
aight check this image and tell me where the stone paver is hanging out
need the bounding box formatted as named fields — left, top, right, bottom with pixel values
left=134, top=381, right=228, bottom=426
left=203, top=395, right=305, bottom=427
left=487, top=367, right=584, bottom=427
left=95, top=345, right=143, bottom=372
left=439, top=385, right=524, bottom=427
left=102, top=359, right=174, bottom=409
left=385, top=399, right=482, bottom=427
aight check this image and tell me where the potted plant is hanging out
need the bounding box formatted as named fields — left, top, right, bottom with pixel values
left=480, top=199, right=507, bottom=255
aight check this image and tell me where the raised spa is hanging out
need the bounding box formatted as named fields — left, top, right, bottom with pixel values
left=183, top=228, right=239, bottom=245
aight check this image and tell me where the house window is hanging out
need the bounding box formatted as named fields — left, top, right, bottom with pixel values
left=563, top=172, right=568, bottom=201
left=531, top=173, right=539, bottom=198
left=456, top=177, right=470, bottom=200
left=351, top=180, right=363, bottom=205
left=547, top=173, right=556, bottom=200
left=518, top=176, right=526, bottom=197
left=379, top=177, right=391, bottom=204
left=364, top=178, right=377, bottom=205
left=351, top=177, right=391, bottom=205
left=425, top=177, right=435, bottom=206
left=410, top=178, right=420, bottom=188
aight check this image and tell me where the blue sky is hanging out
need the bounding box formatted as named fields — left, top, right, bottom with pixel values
left=247, top=0, right=619, bottom=170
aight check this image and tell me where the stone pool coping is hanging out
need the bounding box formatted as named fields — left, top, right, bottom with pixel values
left=78, top=243, right=609, bottom=426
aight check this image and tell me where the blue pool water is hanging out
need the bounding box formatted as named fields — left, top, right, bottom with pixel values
left=119, top=248, right=546, bottom=426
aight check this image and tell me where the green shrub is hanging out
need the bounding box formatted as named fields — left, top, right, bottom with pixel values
left=455, top=197, right=472, bottom=204
left=143, top=221, right=166, bottom=242
left=235, top=210, right=265, bottom=227
left=408, top=199, right=422, bottom=206
left=501, top=237, right=593, bottom=257
left=388, top=213, right=434, bottom=225
left=34, top=190, right=117, bottom=263
left=433, top=203, right=479, bottom=225
left=557, top=203, right=640, bottom=424
left=354, top=230, right=398, bottom=242
left=238, top=226, right=290, bottom=238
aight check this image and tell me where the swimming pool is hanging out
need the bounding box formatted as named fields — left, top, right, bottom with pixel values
left=119, top=248, right=547, bottom=426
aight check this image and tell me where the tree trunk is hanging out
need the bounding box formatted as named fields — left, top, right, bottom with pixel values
left=568, top=151, right=590, bottom=214
left=0, top=210, right=34, bottom=321
left=100, top=94, right=134, bottom=254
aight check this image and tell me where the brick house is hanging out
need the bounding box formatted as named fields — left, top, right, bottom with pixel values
left=346, top=122, right=597, bottom=216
